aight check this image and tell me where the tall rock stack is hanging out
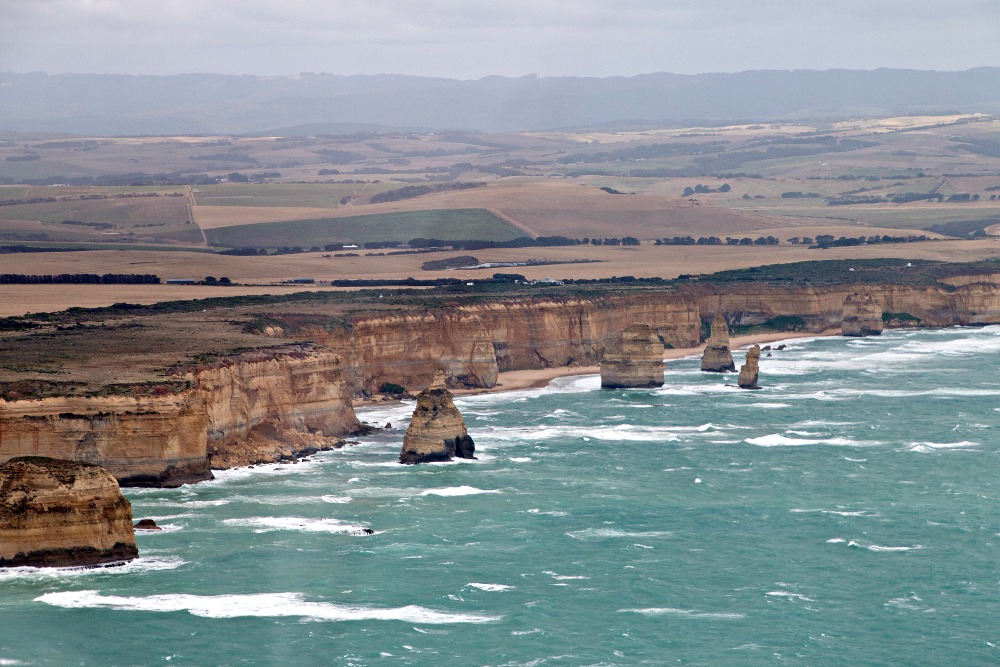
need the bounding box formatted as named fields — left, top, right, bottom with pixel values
left=738, top=345, right=761, bottom=389
left=841, top=291, right=884, bottom=337
left=399, top=372, right=476, bottom=464
left=0, top=457, right=138, bottom=567
left=600, top=323, right=665, bottom=389
left=701, top=313, right=736, bottom=372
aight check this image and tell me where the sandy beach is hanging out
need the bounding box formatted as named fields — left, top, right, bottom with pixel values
left=351, top=328, right=842, bottom=407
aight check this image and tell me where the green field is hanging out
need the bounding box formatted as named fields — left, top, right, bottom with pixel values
left=204, top=208, right=524, bottom=248
left=193, top=182, right=399, bottom=208
left=0, top=196, right=190, bottom=227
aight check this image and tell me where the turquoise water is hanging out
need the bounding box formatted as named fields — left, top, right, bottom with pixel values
left=3, top=327, right=1000, bottom=666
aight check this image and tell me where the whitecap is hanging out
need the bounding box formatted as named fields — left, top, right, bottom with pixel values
left=543, top=571, right=590, bottom=580
left=222, top=517, right=371, bottom=534
left=0, top=556, right=185, bottom=581
left=465, top=583, right=514, bottom=592
left=565, top=528, right=671, bottom=540
left=746, top=434, right=879, bottom=447
left=790, top=508, right=876, bottom=517
left=135, top=523, right=185, bottom=534
left=321, top=495, right=353, bottom=504
left=826, top=538, right=847, bottom=544
left=618, top=607, right=745, bottom=619
left=847, top=540, right=922, bottom=552
left=904, top=441, right=979, bottom=453
left=418, top=487, right=500, bottom=497
left=766, top=591, right=814, bottom=602
left=36, top=591, right=499, bottom=624
left=509, top=457, right=532, bottom=463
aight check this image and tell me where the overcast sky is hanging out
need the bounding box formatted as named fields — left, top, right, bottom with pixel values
left=2, top=0, right=998, bottom=79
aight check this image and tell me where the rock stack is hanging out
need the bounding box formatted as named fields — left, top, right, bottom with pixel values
left=0, top=457, right=138, bottom=567
left=737, top=345, right=761, bottom=389
left=842, top=291, right=883, bottom=337
left=701, top=313, right=736, bottom=372
left=399, top=372, right=476, bottom=464
left=600, top=323, right=665, bottom=388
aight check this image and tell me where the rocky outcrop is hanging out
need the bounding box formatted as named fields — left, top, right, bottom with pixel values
left=701, top=313, right=736, bottom=372
left=601, top=323, right=665, bottom=388
left=841, top=292, right=884, bottom=337
left=738, top=345, right=761, bottom=389
left=0, top=457, right=138, bottom=567
left=400, top=372, right=475, bottom=464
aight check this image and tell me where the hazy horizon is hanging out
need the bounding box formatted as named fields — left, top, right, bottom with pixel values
left=3, top=1, right=998, bottom=79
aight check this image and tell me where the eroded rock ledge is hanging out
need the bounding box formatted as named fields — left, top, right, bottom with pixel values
left=0, top=457, right=138, bottom=568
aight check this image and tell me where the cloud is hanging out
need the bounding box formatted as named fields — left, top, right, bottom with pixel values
left=1, top=0, right=997, bottom=77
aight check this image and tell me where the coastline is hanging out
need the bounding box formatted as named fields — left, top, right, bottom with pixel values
left=447, top=328, right=842, bottom=397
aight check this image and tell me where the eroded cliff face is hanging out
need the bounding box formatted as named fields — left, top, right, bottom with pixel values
left=188, top=347, right=359, bottom=469
left=0, top=346, right=359, bottom=484
left=0, top=392, right=210, bottom=487
left=738, top=345, right=761, bottom=390
left=0, top=456, right=138, bottom=567
left=842, top=292, right=884, bottom=337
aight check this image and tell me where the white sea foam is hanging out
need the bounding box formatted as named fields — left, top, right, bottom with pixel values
left=766, top=591, right=814, bottom=602
left=543, top=571, right=590, bottom=580
left=509, top=457, right=532, bottom=462
left=222, top=517, right=371, bottom=534
left=418, top=486, right=500, bottom=497
left=618, top=607, right=745, bottom=619
left=0, top=556, right=185, bottom=581
left=904, top=441, right=979, bottom=453
left=746, top=434, right=879, bottom=447
left=565, top=528, right=671, bottom=540
left=847, top=540, right=922, bottom=552
left=826, top=538, right=847, bottom=544
left=135, top=523, right=185, bottom=534
left=465, top=583, right=514, bottom=592
left=790, top=508, right=876, bottom=517
left=320, top=495, right=353, bottom=504
left=36, top=591, right=499, bottom=624
left=525, top=508, right=569, bottom=516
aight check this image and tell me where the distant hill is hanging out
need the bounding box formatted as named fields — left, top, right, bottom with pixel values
left=2, top=68, right=1000, bottom=136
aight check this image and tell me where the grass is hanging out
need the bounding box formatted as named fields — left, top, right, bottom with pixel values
left=204, top=208, right=525, bottom=248
left=193, top=182, right=399, bottom=208
left=0, top=196, right=189, bottom=227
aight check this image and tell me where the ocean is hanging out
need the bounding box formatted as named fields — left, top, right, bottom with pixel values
left=2, top=326, right=1000, bottom=666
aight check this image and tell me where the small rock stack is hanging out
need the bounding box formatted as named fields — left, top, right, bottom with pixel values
left=738, top=345, right=761, bottom=390
left=600, top=323, right=665, bottom=389
left=399, top=372, right=476, bottom=464
left=701, top=313, right=736, bottom=372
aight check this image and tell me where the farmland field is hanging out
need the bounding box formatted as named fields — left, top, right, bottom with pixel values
left=203, top=208, right=523, bottom=248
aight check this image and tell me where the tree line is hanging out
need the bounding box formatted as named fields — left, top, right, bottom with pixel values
left=0, top=273, right=161, bottom=285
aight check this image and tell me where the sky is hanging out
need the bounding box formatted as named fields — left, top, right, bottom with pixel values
left=2, top=0, right=998, bottom=79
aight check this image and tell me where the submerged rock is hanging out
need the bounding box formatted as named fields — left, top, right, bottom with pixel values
left=0, top=457, right=138, bottom=567
left=399, top=372, right=476, bottom=464
left=601, top=323, right=665, bottom=388
left=738, top=345, right=761, bottom=390
left=701, top=313, right=736, bottom=373
left=134, top=519, right=161, bottom=531
left=842, top=291, right=884, bottom=337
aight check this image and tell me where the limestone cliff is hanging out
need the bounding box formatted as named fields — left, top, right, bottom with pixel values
left=400, top=372, right=475, bottom=464
left=841, top=292, right=884, bottom=337
left=701, top=313, right=736, bottom=372
left=0, top=392, right=211, bottom=487
left=0, top=345, right=359, bottom=484
left=0, top=457, right=138, bottom=567
left=188, top=347, right=359, bottom=469
left=601, top=323, right=665, bottom=388
left=738, top=345, right=761, bottom=389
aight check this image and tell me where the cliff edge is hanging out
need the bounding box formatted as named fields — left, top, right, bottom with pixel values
left=0, top=457, right=138, bottom=567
